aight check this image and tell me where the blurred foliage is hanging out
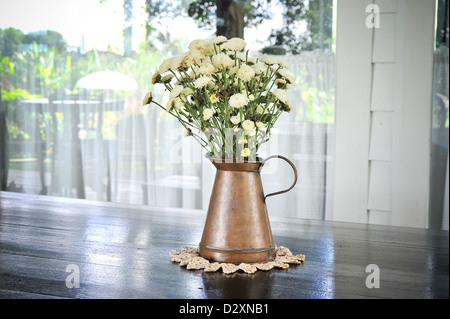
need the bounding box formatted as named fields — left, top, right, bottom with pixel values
left=0, top=28, right=67, bottom=57
left=0, top=35, right=165, bottom=144
left=24, top=30, right=67, bottom=53
left=268, top=0, right=333, bottom=54
left=0, top=28, right=25, bottom=57
left=288, top=55, right=335, bottom=124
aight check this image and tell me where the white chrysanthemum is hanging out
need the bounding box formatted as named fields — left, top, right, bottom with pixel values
left=247, top=57, right=257, bottom=64
left=237, top=53, right=254, bottom=63
left=142, top=91, right=152, bottom=106
left=180, top=87, right=194, bottom=98
left=236, top=52, right=246, bottom=61
left=256, top=121, right=266, bottom=132
left=229, top=93, right=248, bottom=109
left=212, top=53, right=234, bottom=69
left=161, top=74, right=174, bottom=83
left=196, top=63, right=215, bottom=75
left=229, top=66, right=239, bottom=75
left=173, top=97, right=184, bottom=110
left=276, top=57, right=289, bottom=68
left=275, top=79, right=288, bottom=88
left=201, top=42, right=216, bottom=56
left=230, top=115, right=241, bottom=124
left=277, top=69, right=294, bottom=84
left=273, top=89, right=288, bottom=104
left=152, top=71, right=161, bottom=84
left=203, top=108, right=214, bottom=121
left=241, top=148, right=251, bottom=157
left=189, top=39, right=207, bottom=51
left=224, top=49, right=235, bottom=57
left=209, top=93, right=219, bottom=103
left=252, top=63, right=267, bottom=75
left=166, top=99, right=174, bottom=112
left=260, top=55, right=277, bottom=65
left=246, top=128, right=256, bottom=137
left=256, top=105, right=265, bottom=114
left=159, top=57, right=174, bottom=73
left=223, top=37, right=246, bottom=51
left=182, top=49, right=204, bottom=68
left=210, top=36, right=227, bottom=45
left=238, top=137, right=247, bottom=144
left=242, top=120, right=255, bottom=131
left=194, top=76, right=212, bottom=88
left=169, top=56, right=183, bottom=70
left=248, top=94, right=255, bottom=101
left=237, top=65, right=255, bottom=82
left=169, top=85, right=184, bottom=99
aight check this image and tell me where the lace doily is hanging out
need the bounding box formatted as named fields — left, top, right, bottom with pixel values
left=170, top=246, right=305, bottom=274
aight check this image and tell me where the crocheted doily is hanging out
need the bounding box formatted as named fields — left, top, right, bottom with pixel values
left=170, top=246, right=305, bottom=274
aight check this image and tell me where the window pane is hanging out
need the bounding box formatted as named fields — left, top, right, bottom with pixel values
left=0, top=0, right=335, bottom=220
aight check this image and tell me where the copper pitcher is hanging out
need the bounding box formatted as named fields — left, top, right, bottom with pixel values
left=199, top=154, right=298, bottom=264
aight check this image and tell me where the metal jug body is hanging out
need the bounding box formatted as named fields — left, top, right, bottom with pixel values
left=199, top=154, right=298, bottom=264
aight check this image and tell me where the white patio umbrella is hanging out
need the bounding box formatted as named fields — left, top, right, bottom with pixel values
left=76, top=70, right=138, bottom=91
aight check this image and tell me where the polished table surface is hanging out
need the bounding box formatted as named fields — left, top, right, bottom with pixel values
left=0, top=191, right=448, bottom=300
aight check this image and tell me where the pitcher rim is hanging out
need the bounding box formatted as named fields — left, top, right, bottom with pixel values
left=205, top=153, right=263, bottom=164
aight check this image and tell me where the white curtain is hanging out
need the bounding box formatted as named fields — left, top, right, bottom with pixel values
left=430, top=45, right=449, bottom=230
left=2, top=50, right=335, bottom=221
left=256, top=51, right=335, bottom=220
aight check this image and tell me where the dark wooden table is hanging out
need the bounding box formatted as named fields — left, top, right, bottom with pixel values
left=0, top=191, right=448, bottom=300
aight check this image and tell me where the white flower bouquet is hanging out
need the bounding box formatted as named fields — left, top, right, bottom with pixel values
left=143, top=36, right=293, bottom=161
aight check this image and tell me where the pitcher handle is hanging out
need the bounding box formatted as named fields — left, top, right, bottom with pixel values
left=260, top=155, right=298, bottom=200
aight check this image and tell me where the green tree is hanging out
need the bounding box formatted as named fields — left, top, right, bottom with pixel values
left=142, top=0, right=193, bottom=49
left=268, top=0, right=333, bottom=54
left=23, top=30, right=67, bottom=53
left=0, top=28, right=25, bottom=57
